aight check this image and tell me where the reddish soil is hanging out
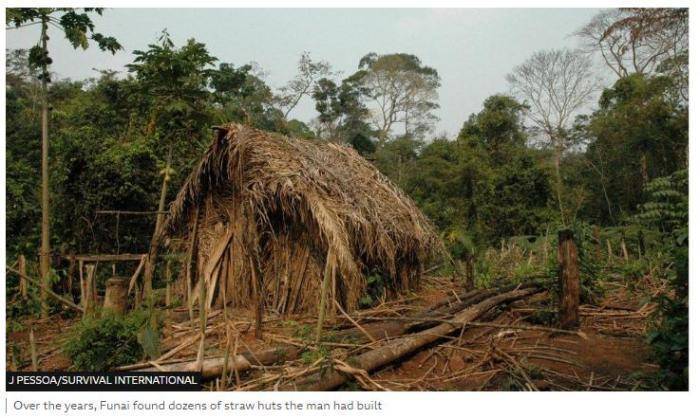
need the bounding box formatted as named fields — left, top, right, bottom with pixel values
left=6, top=276, right=659, bottom=391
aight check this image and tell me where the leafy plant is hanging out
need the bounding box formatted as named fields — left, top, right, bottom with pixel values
left=64, top=309, right=159, bottom=371
left=359, top=270, right=387, bottom=308
left=300, top=346, right=330, bottom=365
left=636, top=169, right=688, bottom=390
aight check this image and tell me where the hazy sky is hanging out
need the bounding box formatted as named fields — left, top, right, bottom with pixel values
left=6, top=8, right=603, bottom=136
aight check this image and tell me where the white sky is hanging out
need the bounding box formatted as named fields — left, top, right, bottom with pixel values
left=6, top=8, right=603, bottom=137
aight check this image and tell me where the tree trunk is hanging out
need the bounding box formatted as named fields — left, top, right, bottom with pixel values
left=557, top=230, right=580, bottom=329
left=143, top=149, right=173, bottom=299
left=640, top=153, right=649, bottom=185
left=593, top=225, right=602, bottom=262
left=637, top=230, right=646, bottom=257
left=39, top=18, right=50, bottom=318
left=463, top=253, right=475, bottom=291
left=133, top=287, right=514, bottom=379
left=552, top=140, right=566, bottom=225
left=285, top=287, right=539, bottom=391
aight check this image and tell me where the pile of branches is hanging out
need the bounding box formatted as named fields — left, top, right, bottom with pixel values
left=120, top=275, right=652, bottom=391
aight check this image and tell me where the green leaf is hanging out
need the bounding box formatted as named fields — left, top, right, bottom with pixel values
left=137, top=322, right=161, bottom=360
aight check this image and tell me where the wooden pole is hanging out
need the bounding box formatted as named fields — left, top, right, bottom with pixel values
left=18, top=255, right=27, bottom=299
left=606, top=239, right=613, bottom=262
left=39, top=16, right=51, bottom=319
left=30, top=328, right=38, bottom=371
left=315, top=249, right=333, bottom=344
left=83, top=264, right=96, bottom=316
left=185, top=207, right=200, bottom=323
left=6, top=267, right=83, bottom=312
left=620, top=237, right=629, bottom=261
left=143, top=148, right=173, bottom=300
left=557, top=230, right=580, bottom=329
left=249, top=255, right=264, bottom=340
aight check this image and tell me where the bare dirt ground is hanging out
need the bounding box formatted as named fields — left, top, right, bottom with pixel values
left=7, top=276, right=659, bottom=391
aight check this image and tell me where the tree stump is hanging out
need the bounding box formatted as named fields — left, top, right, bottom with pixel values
left=557, top=230, right=580, bottom=329
left=103, top=277, right=129, bottom=315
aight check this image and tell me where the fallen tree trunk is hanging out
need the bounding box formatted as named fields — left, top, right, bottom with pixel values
left=282, top=286, right=539, bottom=391
left=139, top=346, right=302, bottom=380
left=131, top=286, right=539, bottom=382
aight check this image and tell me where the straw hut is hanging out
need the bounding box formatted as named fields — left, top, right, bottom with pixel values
left=164, top=123, right=441, bottom=315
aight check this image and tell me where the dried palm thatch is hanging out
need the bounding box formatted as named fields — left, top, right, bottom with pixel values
left=164, top=123, right=442, bottom=315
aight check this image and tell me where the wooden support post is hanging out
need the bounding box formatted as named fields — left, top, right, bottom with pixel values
left=83, top=264, right=96, bottom=316
left=557, top=230, right=580, bottom=330
left=620, top=237, right=629, bottom=261
left=606, top=239, right=613, bottom=262
left=315, top=249, right=334, bottom=344
left=18, top=255, right=27, bottom=299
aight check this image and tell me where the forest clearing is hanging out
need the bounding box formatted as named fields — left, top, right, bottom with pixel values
left=5, top=7, right=688, bottom=392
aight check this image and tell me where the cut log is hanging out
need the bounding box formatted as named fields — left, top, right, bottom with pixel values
left=129, top=286, right=539, bottom=385
left=139, top=346, right=302, bottom=380
left=283, top=286, right=539, bottom=391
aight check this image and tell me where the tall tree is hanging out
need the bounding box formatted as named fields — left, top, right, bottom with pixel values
left=6, top=8, right=121, bottom=316
left=312, top=74, right=374, bottom=153
left=581, top=73, right=687, bottom=223
left=458, top=95, right=529, bottom=165
left=276, top=51, right=333, bottom=119
left=576, top=8, right=688, bottom=99
left=353, top=53, right=440, bottom=143
left=210, top=62, right=286, bottom=132
left=507, top=48, right=598, bottom=224
left=127, top=30, right=216, bottom=298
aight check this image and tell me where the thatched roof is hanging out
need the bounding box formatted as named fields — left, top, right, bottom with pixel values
left=165, top=123, right=441, bottom=301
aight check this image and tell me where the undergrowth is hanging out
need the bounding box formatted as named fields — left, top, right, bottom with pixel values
left=64, top=309, right=161, bottom=371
